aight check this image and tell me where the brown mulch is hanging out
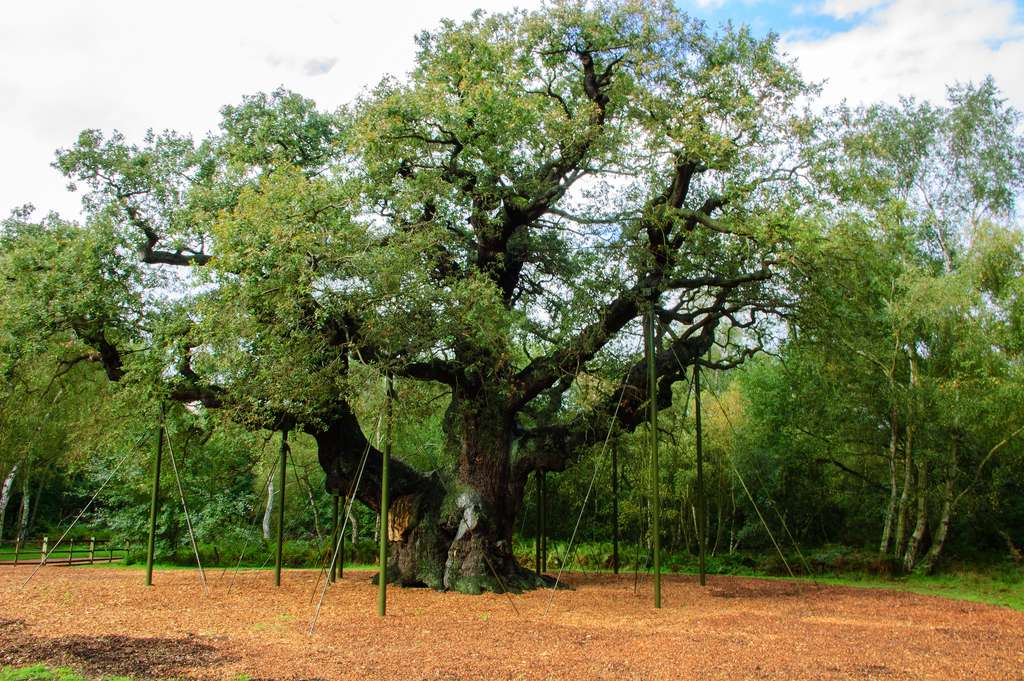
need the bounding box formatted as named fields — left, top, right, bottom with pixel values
left=2, top=567, right=1023, bottom=680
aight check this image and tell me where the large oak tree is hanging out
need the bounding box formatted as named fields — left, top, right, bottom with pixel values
left=3, top=0, right=817, bottom=591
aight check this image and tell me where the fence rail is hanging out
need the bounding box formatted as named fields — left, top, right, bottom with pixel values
left=0, top=537, right=130, bottom=566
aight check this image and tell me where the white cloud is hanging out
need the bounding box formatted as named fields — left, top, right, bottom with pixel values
left=4, top=0, right=1022, bottom=222
left=818, top=0, right=889, bottom=19
left=695, top=0, right=727, bottom=8
left=0, top=0, right=541, bottom=220
left=303, top=58, right=339, bottom=77
left=784, top=0, right=1024, bottom=109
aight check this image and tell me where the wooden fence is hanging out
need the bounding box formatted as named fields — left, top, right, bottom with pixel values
left=0, top=537, right=130, bottom=566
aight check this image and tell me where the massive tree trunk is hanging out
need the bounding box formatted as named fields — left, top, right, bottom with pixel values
left=438, top=392, right=529, bottom=592
left=311, top=395, right=536, bottom=593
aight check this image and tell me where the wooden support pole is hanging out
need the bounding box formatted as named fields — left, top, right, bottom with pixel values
left=68, top=538, right=74, bottom=564
left=694, top=359, right=706, bottom=586
left=611, top=443, right=619, bottom=575
left=645, top=301, right=661, bottom=608
left=41, top=536, right=47, bottom=565
left=378, top=374, right=394, bottom=617
left=145, top=410, right=164, bottom=587
left=274, top=430, right=288, bottom=587
left=89, top=537, right=96, bottom=564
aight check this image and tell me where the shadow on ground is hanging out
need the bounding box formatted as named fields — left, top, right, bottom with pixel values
left=0, top=617, right=230, bottom=679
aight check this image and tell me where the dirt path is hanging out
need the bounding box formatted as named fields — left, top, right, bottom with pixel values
left=2, top=567, right=1022, bottom=680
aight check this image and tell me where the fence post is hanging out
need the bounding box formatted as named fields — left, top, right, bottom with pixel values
left=89, top=537, right=96, bottom=564
left=14, top=537, right=21, bottom=566
left=109, top=540, right=114, bottom=562
left=41, top=536, right=48, bottom=565
left=68, top=538, right=74, bottom=565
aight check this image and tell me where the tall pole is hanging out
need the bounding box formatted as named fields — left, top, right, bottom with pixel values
left=694, top=359, right=706, bottom=586
left=611, top=442, right=619, bottom=575
left=274, top=430, right=288, bottom=587
left=378, top=374, right=394, bottom=617
left=338, top=495, right=346, bottom=580
left=535, top=470, right=542, bottom=576
left=540, top=471, right=547, bottom=571
left=145, top=404, right=165, bottom=587
left=330, top=493, right=340, bottom=583
left=645, top=300, right=661, bottom=608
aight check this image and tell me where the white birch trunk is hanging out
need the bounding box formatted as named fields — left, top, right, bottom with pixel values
left=347, top=504, right=359, bottom=543
left=17, top=475, right=31, bottom=542
left=262, top=475, right=274, bottom=540
left=879, top=414, right=899, bottom=555
left=0, top=463, right=17, bottom=541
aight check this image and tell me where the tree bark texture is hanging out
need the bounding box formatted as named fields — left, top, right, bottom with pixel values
left=880, top=415, right=899, bottom=556
left=894, top=423, right=914, bottom=559
left=903, top=460, right=929, bottom=573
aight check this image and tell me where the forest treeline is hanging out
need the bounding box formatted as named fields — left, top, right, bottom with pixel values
left=1, top=2, right=1022, bottom=584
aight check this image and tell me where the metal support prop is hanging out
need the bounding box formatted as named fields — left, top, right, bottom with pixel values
left=645, top=302, right=661, bottom=608
left=695, top=359, right=706, bottom=586
left=540, top=471, right=547, bottom=571
left=378, top=374, right=394, bottom=617
left=535, top=471, right=542, bottom=576
left=339, top=496, right=347, bottom=580
left=274, top=430, right=288, bottom=587
left=330, top=494, right=339, bottom=583
left=611, top=443, right=619, bottom=574
left=145, top=407, right=165, bottom=587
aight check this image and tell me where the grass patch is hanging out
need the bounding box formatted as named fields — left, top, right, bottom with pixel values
left=514, top=539, right=1024, bottom=611
left=0, top=665, right=131, bottom=681
left=803, top=571, right=1024, bottom=611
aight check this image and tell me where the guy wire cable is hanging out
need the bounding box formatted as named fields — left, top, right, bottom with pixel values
left=306, top=414, right=381, bottom=605
left=163, top=425, right=210, bottom=596
left=308, top=413, right=382, bottom=635
left=226, top=455, right=280, bottom=594
left=22, top=430, right=149, bottom=587
left=543, top=334, right=642, bottom=618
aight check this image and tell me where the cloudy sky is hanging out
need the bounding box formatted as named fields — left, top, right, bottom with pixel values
left=2, top=0, right=1022, bottom=220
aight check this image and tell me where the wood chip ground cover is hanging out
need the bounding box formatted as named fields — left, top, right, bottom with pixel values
left=2, top=567, right=1022, bottom=680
